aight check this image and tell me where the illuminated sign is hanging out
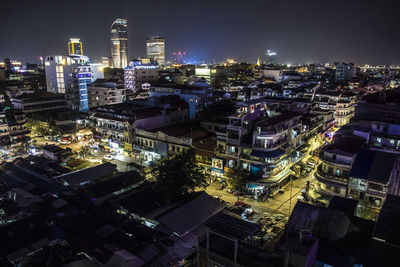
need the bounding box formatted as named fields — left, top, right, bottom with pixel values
left=211, top=158, right=224, bottom=174
left=195, top=68, right=211, bottom=76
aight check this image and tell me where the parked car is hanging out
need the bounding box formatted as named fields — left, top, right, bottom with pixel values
left=103, top=154, right=114, bottom=161
left=235, top=201, right=250, bottom=208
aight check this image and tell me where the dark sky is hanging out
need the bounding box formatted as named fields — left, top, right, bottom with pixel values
left=2, top=0, right=400, bottom=65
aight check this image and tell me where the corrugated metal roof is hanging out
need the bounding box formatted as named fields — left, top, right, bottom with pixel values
left=349, top=149, right=397, bottom=184
left=158, top=192, right=224, bottom=237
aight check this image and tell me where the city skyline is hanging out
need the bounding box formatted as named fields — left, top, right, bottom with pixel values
left=2, top=0, right=400, bottom=65
left=2, top=1, right=400, bottom=265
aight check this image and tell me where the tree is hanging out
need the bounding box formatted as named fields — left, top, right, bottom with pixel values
left=153, top=148, right=208, bottom=201
left=226, top=165, right=249, bottom=202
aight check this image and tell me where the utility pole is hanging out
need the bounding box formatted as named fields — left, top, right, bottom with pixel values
left=284, top=174, right=294, bottom=267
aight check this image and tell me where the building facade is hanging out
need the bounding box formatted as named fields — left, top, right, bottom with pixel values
left=11, top=91, right=71, bottom=116
left=0, top=110, right=30, bottom=149
left=335, top=63, right=356, bottom=81
left=110, top=18, right=128, bottom=68
left=124, top=60, right=159, bottom=93
left=44, top=55, right=91, bottom=111
left=146, top=37, right=165, bottom=66
left=68, top=38, right=83, bottom=56
left=149, top=83, right=212, bottom=120
left=88, top=80, right=125, bottom=108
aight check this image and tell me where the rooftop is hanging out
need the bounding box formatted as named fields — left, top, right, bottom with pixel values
left=322, top=135, right=365, bottom=156
left=257, top=112, right=300, bottom=127
left=82, top=170, right=144, bottom=198
left=13, top=91, right=64, bottom=101
left=206, top=211, right=259, bottom=240
left=53, top=162, right=117, bottom=187
left=42, top=144, right=69, bottom=154
left=150, top=121, right=209, bottom=140
left=349, top=149, right=398, bottom=183
left=158, top=192, right=225, bottom=237
left=373, top=194, right=400, bottom=245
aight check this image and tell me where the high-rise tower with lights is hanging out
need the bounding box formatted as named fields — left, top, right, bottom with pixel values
left=68, top=38, right=83, bottom=56
left=110, top=18, right=128, bottom=68
left=146, top=37, right=165, bottom=66
left=264, top=49, right=277, bottom=64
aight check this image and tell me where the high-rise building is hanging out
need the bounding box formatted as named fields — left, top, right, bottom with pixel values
left=335, top=62, right=356, bottom=81
left=146, top=37, right=165, bottom=66
left=68, top=38, right=83, bottom=55
left=101, top=56, right=111, bottom=67
left=264, top=49, right=277, bottom=64
left=44, top=55, right=91, bottom=111
left=3, top=58, right=12, bottom=71
left=110, top=18, right=128, bottom=68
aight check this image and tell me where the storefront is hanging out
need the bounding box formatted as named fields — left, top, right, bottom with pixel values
left=109, top=140, right=124, bottom=155
left=141, top=150, right=161, bottom=163
left=247, top=183, right=268, bottom=199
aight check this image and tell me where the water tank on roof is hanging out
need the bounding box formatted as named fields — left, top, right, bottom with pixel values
left=299, top=229, right=312, bottom=245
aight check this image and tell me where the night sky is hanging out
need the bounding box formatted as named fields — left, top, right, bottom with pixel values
left=2, top=0, right=400, bottom=65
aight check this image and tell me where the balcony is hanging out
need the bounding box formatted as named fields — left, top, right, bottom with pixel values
left=314, top=186, right=343, bottom=198
left=253, top=139, right=287, bottom=150
left=315, top=165, right=348, bottom=185
left=97, top=125, right=127, bottom=132
left=319, top=153, right=352, bottom=167
left=226, top=138, right=239, bottom=145
left=214, top=148, right=226, bottom=155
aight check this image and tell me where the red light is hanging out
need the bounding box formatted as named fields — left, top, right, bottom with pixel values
left=173, top=52, right=176, bottom=55
left=178, top=52, right=182, bottom=55
left=183, top=52, right=186, bottom=55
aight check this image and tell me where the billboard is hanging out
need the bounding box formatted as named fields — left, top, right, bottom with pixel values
left=211, top=158, right=224, bottom=174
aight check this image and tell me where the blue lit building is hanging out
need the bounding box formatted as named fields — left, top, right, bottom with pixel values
left=44, top=55, right=91, bottom=111
left=124, top=59, right=159, bottom=93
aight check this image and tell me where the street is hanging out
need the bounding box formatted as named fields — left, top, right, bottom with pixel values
left=205, top=170, right=315, bottom=217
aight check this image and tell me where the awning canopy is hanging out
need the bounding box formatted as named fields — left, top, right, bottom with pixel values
left=251, top=148, right=285, bottom=159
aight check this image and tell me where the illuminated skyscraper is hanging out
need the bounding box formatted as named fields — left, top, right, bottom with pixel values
left=110, top=18, right=128, bottom=68
left=44, top=55, right=91, bottom=112
left=264, top=49, right=277, bottom=64
left=146, top=37, right=165, bottom=66
left=68, top=38, right=83, bottom=55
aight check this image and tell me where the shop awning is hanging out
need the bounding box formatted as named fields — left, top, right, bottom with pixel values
left=251, top=148, right=285, bottom=159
